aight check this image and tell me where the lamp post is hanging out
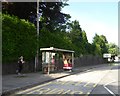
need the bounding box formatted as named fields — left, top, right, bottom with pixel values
left=35, top=0, right=39, bottom=72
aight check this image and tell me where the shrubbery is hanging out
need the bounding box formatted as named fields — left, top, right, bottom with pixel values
left=2, top=14, right=37, bottom=62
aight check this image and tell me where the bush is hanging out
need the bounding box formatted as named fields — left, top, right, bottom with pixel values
left=2, top=14, right=37, bottom=63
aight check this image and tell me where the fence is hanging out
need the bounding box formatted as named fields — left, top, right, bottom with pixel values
left=74, top=55, right=106, bottom=68
left=2, top=55, right=106, bottom=75
left=2, top=59, right=42, bottom=75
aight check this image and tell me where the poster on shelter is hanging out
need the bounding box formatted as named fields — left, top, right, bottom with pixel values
left=46, top=52, right=50, bottom=63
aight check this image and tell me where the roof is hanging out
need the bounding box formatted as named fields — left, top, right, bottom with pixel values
left=40, top=47, right=74, bottom=53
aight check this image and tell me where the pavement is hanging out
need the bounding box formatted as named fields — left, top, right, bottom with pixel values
left=2, top=64, right=110, bottom=96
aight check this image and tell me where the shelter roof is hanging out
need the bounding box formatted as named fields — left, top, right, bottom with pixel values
left=40, top=47, right=74, bottom=53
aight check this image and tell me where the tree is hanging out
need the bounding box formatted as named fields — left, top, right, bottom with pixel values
left=92, top=34, right=108, bottom=56
left=66, top=20, right=90, bottom=56
left=67, top=20, right=82, bottom=43
left=107, top=43, right=118, bottom=55
left=2, top=1, right=70, bottom=31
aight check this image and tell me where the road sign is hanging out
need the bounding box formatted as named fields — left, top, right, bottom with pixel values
left=103, top=53, right=111, bottom=58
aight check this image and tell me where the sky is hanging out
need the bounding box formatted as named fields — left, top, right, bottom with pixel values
left=61, top=1, right=118, bottom=45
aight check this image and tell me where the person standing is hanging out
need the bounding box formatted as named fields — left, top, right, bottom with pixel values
left=51, top=56, right=55, bottom=65
left=16, top=56, right=25, bottom=75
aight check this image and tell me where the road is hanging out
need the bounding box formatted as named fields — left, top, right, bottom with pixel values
left=15, top=63, right=120, bottom=95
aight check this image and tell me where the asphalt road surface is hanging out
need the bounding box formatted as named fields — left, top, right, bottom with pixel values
left=15, top=63, right=120, bottom=95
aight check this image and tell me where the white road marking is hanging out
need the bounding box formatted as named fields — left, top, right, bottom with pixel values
left=104, top=80, right=117, bottom=96
left=104, top=85, right=116, bottom=96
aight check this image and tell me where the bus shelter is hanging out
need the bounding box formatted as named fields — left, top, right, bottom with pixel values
left=40, top=47, right=74, bottom=74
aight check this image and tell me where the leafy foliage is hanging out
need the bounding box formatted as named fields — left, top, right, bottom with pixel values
left=66, top=20, right=91, bottom=56
left=92, top=34, right=108, bottom=56
left=2, top=2, right=70, bottom=31
left=39, top=27, right=74, bottom=50
left=2, top=14, right=37, bottom=62
left=107, top=43, right=118, bottom=55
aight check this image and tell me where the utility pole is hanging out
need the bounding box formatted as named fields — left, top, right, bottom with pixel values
left=35, top=0, right=39, bottom=72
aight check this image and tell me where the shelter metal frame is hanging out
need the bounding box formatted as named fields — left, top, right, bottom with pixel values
left=40, top=47, right=74, bottom=74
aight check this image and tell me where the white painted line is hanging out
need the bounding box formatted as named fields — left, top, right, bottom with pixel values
left=103, top=80, right=116, bottom=96
left=105, top=80, right=116, bottom=86
left=104, top=85, right=116, bottom=96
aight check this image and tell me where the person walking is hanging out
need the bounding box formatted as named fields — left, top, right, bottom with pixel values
left=16, top=56, right=25, bottom=75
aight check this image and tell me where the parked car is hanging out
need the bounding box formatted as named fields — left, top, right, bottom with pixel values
left=114, top=56, right=120, bottom=62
